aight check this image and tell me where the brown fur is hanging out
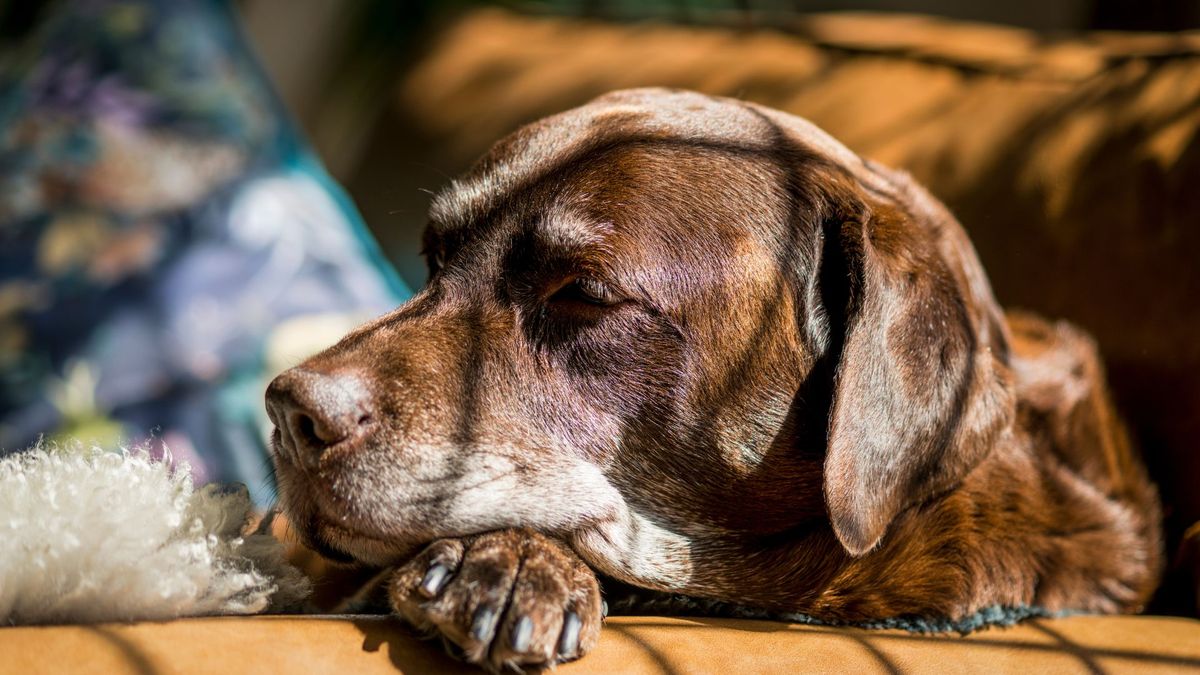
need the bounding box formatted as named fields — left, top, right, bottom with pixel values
left=266, top=88, right=1163, bottom=668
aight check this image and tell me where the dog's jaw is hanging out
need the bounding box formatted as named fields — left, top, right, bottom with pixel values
left=571, top=504, right=696, bottom=590
left=275, top=415, right=702, bottom=588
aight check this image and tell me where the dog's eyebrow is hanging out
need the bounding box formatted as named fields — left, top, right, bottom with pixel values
left=427, top=177, right=495, bottom=239
left=535, top=214, right=612, bottom=250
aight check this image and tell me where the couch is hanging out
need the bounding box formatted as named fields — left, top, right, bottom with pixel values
left=354, top=6, right=1200, bottom=611
left=6, top=8, right=1200, bottom=673
left=368, top=9, right=1200, bottom=551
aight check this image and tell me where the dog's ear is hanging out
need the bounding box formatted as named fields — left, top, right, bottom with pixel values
left=820, top=166, right=1015, bottom=557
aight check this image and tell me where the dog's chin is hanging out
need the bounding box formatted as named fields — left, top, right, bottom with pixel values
left=275, top=477, right=425, bottom=567
left=307, top=517, right=424, bottom=567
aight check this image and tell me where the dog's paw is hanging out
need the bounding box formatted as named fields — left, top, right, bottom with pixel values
left=389, top=529, right=603, bottom=671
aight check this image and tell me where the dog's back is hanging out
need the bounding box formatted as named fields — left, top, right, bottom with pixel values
left=1008, top=311, right=1160, bottom=516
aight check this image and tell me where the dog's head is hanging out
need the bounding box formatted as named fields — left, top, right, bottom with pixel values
left=267, top=88, right=1015, bottom=593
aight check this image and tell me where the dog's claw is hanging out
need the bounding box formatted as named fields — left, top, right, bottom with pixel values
left=389, top=530, right=601, bottom=670
left=419, top=563, right=450, bottom=598
left=510, top=615, right=533, bottom=652
left=558, top=611, right=582, bottom=658
left=470, top=605, right=497, bottom=643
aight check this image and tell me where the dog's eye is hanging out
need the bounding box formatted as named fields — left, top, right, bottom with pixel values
left=422, top=245, right=447, bottom=276
left=547, top=277, right=622, bottom=308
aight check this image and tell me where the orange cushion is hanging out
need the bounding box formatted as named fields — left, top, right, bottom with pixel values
left=3, top=615, right=1199, bottom=674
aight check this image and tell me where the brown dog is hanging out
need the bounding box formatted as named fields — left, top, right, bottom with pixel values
left=265, top=88, right=1163, bottom=670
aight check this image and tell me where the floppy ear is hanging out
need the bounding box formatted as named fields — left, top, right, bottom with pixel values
left=821, top=167, right=1015, bottom=557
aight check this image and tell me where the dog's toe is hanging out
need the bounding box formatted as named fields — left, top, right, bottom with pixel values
left=389, top=538, right=467, bottom=631
left=389, top=529, right=602, bottom=670
left=487, top=532, right=602, bottom=669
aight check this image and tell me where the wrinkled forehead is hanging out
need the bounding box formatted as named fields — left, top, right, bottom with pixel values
left=427, top=88, right=868, bottom=233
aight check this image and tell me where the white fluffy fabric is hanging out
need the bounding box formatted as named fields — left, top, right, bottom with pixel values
left=0, top=444, right=310, bottom=625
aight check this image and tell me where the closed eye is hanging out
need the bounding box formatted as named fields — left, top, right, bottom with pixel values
left=420, top=226, right=449, bottom=278
left=546, top=277, right=623, bottom=309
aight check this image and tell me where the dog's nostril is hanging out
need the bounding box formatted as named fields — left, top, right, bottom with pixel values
left=291, top=411, right=341, bottom=448
left=266, top=369, right=375, bottom=461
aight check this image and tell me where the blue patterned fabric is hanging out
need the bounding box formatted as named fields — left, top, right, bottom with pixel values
left=0, top=0, right=410, bottom=503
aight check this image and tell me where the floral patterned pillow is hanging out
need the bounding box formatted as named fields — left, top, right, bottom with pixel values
left=0, top=0, right=410, bottom=504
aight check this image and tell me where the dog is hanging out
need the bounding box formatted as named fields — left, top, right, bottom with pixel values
left=266, top=88, right=1163, bottom=670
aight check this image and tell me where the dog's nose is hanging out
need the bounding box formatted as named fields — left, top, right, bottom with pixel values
left=265, top=369, right=374, bottom=462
